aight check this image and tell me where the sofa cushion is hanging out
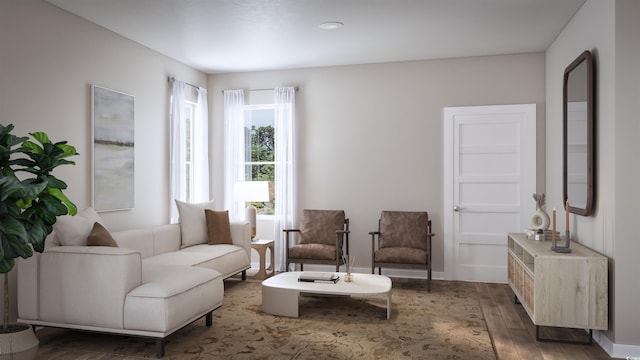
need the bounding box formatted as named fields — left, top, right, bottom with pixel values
left=142, top=251, right=221, bottom=268
left=180, top=244, right=250, bottom=278
left=175, top=199, right=216, bottom=248
left=124, top=264, right=223, bottom=333
left=289, top=243, right=337, bottom=260
left=379, top=211, right=429, bottom=251
left=53, top=208, right=104, bottom=246
left=87, top=222, right=118, bottom=247
left=144, top=244, right=249, bottom=279
left=299, top=210, right=346, bottom=249
left=205, top=209, right=232, bottom=245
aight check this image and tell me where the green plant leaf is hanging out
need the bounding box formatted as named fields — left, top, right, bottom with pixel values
left=0, top=216, right=28, bottom=241
left=0, top=258, right=15, bottom=274
left=2, top=237, right=32, bottom=260
left=21, top=180, right=49, bottom=204
left=45, top=188, right=77, bottom=216
left=0, top=174, right=23, bottom=202
left=20, top=140, right=43, bottom=154
left=45, top=175, right=68, bottom=190
left=0, top=125, right=77, bottom=277
left=30, top=131, right=50, bottom=145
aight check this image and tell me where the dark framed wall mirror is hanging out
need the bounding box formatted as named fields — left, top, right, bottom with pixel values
left=563, top=50, right=596, bottom=216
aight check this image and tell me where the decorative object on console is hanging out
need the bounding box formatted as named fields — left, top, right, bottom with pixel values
left=530, top=193, right=550, bottom=230
left=92, top=85, right=135, bottom=212
left=233, top=181, right=269, bottom=239
left=551, top=200, right=572, bottom=253
left=0, top=123, right=77, bottom=359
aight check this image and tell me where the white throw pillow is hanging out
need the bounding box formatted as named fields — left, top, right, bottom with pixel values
left=175, top=199, right=216, bottom=248
left=53, top=207, right=105, bottom=246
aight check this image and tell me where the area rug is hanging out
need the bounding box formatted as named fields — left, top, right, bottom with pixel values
left=35, top=278, right=495, bottom=359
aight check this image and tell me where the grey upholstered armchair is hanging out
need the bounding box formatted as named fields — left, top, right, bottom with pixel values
left=370, top=211, right=433, bottom=291
left=284, top=209, right=350, bottom=271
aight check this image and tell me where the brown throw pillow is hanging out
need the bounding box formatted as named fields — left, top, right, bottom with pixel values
left=205, top=209, right=232, bottom=245
left=86, top=222, right=118, bottom=247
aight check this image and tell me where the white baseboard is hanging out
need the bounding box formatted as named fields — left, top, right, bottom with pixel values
left=594, top=330, right=640, bottom=359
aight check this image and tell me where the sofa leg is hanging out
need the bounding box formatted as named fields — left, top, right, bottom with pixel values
left=206, top=311, right=213, bottom=326
left=156, top=339, right=165, bottom=358
left=241, top=270, right=247, bottom=281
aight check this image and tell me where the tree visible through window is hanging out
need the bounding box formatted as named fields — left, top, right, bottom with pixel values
left=245, top=105, right=275, bottom=215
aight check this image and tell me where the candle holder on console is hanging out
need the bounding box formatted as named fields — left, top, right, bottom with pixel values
left=552, top=230, right=572, bottom=253
left=551, top=200, right=573, bottom=253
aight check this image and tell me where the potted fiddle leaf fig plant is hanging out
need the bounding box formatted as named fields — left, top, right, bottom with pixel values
left=0, top=123, right=78, bottom=357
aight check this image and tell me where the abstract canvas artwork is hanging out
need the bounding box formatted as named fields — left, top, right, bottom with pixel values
left=92, top=85, right=135, bottom=211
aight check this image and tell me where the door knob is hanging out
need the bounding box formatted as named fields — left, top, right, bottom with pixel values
left=453, top=206, right=464, bottom=212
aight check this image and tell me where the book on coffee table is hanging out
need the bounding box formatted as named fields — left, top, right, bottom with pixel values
left=298, top=272, right=340, bottom=283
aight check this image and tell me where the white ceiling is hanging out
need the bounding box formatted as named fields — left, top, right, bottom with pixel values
left=46, top=0, right=586, bottom=74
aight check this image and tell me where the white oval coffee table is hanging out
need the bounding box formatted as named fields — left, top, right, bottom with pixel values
left=261, top=271, right=392, bottom=319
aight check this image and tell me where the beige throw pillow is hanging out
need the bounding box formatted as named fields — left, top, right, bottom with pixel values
left=86, top=222, right=118, bottom=247
left=175, top=199, right=216, bottom=248
left=204, top=209, right=233, bottom=245
left=53, top=207, right=105, bottom=246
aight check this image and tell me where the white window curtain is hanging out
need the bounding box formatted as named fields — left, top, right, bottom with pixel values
left=223, top=90, right=246, bottom=221
left=273, top=86, right=296, bottom=272
left=169, top=80, right=186, bottom=223
left=192, top=86, right=209, bottom=201
left=169, top=80, right=209, bottom=223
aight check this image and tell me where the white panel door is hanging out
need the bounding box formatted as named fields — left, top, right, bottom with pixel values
left=444, top=104, right=536, bottom=283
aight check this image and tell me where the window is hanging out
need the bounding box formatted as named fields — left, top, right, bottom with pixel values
left=244, top=105, right=275, bottom=215
left=169, top=80, right=208, bottom=224
left=183, top=100, right=197, bottom=202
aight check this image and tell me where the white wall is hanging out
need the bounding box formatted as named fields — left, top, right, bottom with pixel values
left=210, top=53, right=546, bottom=274
left=0, top=0, right=206, bottom=322
left=546, top=0, right=640, bottom=353
left=613, top=0, right=640, bottom=350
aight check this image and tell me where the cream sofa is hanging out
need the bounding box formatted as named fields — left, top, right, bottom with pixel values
left=17, top=208, right=251, bottom=358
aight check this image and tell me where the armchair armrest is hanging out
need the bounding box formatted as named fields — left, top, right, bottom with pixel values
left=369, top=231, right=380, bottom=244
left=283, top=228, right=300, bottom=246
left=336, top=229, right=351, bottom=255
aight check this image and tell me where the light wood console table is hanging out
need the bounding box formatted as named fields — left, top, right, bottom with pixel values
left=507, top=233, right=608, bottom=343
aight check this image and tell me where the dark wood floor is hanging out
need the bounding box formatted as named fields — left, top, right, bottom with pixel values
left=34, top=280, right=616, bottom=359
left=476, top=282, right=614, bottom=360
